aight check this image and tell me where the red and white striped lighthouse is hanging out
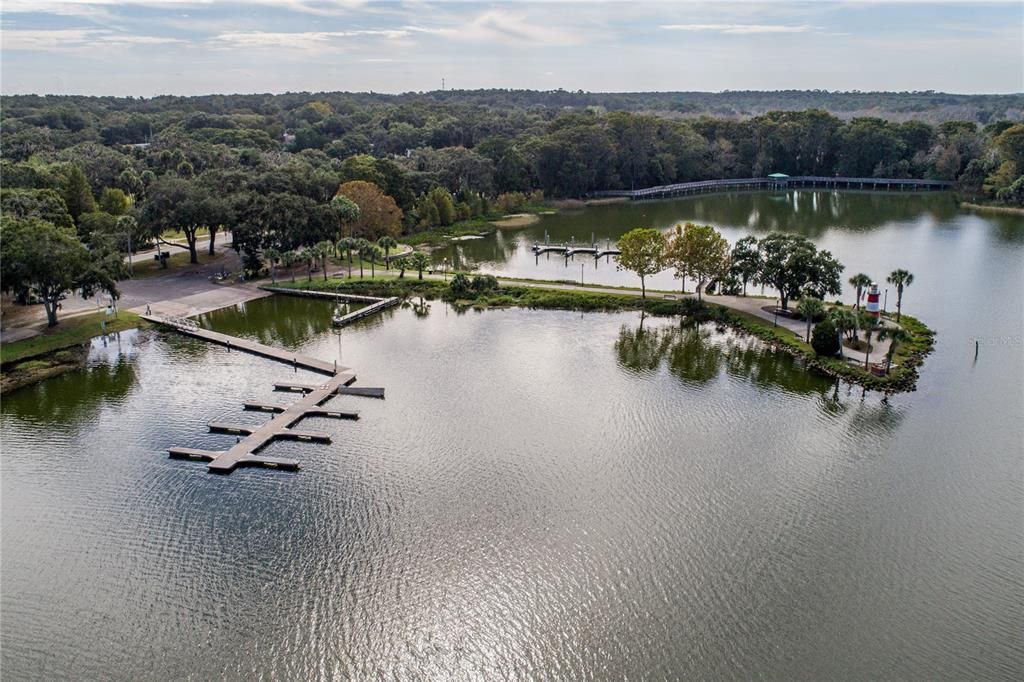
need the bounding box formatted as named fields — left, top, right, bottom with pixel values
left=865, top=283, right=881, bottom=318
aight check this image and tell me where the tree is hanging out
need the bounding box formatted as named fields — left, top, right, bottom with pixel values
left=797, top=296, right=825, bottom=342
left=417, top=186, right=457, bottom=227
left=377, top=235, right=397, bottom=267
left=758, top=233, right=844, bottom=310
left=265, top=247, right=281, bottom=284
left=98, top=188, right=130, bottom=216
left=337, top=237, right=359, bottom=278
left=849, top=273, right=872, bottom=309
left=299, top=247, right=315, bottom=282
left=829, top=307, right=860, bottom=342
left=408, top=251, right=430, bottom=280
left=877, top=325, right=913, bottom=373
left=111, top=215, right=145, bottom=266
left=316, top=240, right=334, bottom=280
left=448, top=273, right=472, bottom=297
left=335, top=180, right=403, bottom=241
left=330, top=195, right=361, bottom=242
left=994, top=123, right=1024, bottom=171
left=362, top=243, right=382, bottom=278
left=137, top=175, right=215, bottom=264
left=0, top=217, right=117, bottom=327
left=811, top=317, right=841, bottom=356
left=886, top=269, right=914, bottom=322
left=666, top=223, right=730, bottom=301
left=77, top=211, right=118, bottom=244
left=1, top=188, right=75, bottom=231
left=393, top=256, right=409, bottom=279
left=730, top=235, right=761, bottom=296
left=59, top=164, right=96, bottom=225
left=282, top=250, right=299, bottom=282
left=616, top=228, right=666, bottom=299
left=353, top=238, right=370, bottom=278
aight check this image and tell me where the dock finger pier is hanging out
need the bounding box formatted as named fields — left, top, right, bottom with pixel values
left=144, top=313, right=384, bottom=474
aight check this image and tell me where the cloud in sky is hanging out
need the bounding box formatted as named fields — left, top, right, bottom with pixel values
left=660, top=24, right=814, bottom=34
left=208, top=29, right=409, bottom=52
left=3, top=27, right=187, bottom=50
left=1, top=1, right=1021, bottom=95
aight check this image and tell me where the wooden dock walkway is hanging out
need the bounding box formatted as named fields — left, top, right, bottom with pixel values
left=170, top=369, right=387, bottom=473
left=146, top=310, right=387, bottom=474
left=259, top=286, right=400, bottom=328
left=589, top=175, right=954, bottom=201
left=141, top=314, right=340, bottom=375
left=532, top=244, right=622, bottom=258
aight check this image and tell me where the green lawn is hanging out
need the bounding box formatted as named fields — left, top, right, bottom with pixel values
left=1, top=310, right=146, bottom=365
left=159, top=226, right=210, bottom=241
left=131, top=249, right=225, bottom=278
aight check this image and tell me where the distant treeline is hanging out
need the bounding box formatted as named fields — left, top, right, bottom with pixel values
left=4, top=88, right=1022, bottom=122
left=3, top=90, right=1022, bottom=327
left=2, top=91, right=1022, bottom=254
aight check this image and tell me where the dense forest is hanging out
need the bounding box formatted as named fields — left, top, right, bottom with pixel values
left=2, top=89, right=1022, bottom=304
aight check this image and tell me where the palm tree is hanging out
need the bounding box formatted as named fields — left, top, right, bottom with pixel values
left=282, top=250, right=298, bottom=282
left=264, top=247, right=280, bottom=284
left=849, top=273, right=872, bottom=310
left=877, top=324, right=913, bottom=374
left=393, top=256, right=408, bottom=279
left=829, top=307, right=858, bottom=344
left=336, top=237, right=357, bottom=278
left=797, top=296, right=825, bottom=343
left=887, top=269, right=914, bottom=322
left=316, top=240, right=334, bottom=280
left=300, top=248, right=315, bottom=282
left=409, top=252, right=430, bottom=280
left=353, top=238, right=370, bottom=278
left=362, top=244, right=382, bottom=278
left=377, top=235, right=397, bottom=268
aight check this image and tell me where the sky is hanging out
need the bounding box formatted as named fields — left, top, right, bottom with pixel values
left=1, top=1, right=1021, bottom=96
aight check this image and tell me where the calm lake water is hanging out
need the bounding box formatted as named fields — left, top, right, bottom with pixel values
left=3, top=191, right=1023, bottom=679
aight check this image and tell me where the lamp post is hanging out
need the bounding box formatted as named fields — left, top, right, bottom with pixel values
left=774, top=298, right=779, bottom=327
left=443, top=258, right=448, bottom=282
left=580, top=262, right=584, bottom=286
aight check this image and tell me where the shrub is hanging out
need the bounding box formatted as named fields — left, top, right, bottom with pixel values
left=811, top=318, right=841, bottom=356
left=448, top=273, right=473, bottom=298
left=470, top=274, right=499, bottom=294
left=679, top=298, right=707, bottom=317
left=495, top=192, right=527, bottom=213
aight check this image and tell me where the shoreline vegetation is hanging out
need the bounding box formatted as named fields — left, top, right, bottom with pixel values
left=959, top=201, right=1024, bottom=216
left=0, top=310, right=146, bottom=394
left=272, top=275, right=936, bottom=394
left=0, top=271, right=935, bottom=396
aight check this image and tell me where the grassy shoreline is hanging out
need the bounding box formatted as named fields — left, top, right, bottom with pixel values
left=272, top=275, right=936, bottom=393
left=960, top=202, right=1024, bottom=216
left=1, top=311, right=148, bottom=394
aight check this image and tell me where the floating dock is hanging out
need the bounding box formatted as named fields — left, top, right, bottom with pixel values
left=146, top=312, right=385, bottom=475
left=532, top=244, right=621, bottom=258
left=174, top=370, right=385, bottom=473
left=258, top=287, right=400, bottom=328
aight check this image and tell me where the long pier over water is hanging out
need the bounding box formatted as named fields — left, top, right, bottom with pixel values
left=590, top=175, right=954, bottom=201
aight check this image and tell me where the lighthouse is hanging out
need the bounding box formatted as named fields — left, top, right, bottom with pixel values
left=865, top=283, right=881, bottom=318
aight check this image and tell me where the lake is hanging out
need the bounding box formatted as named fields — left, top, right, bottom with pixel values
left=2, top=191, right=1022, bottom=679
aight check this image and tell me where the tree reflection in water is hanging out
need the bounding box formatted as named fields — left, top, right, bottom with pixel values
left=615, top=316, right=833, bottom=395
